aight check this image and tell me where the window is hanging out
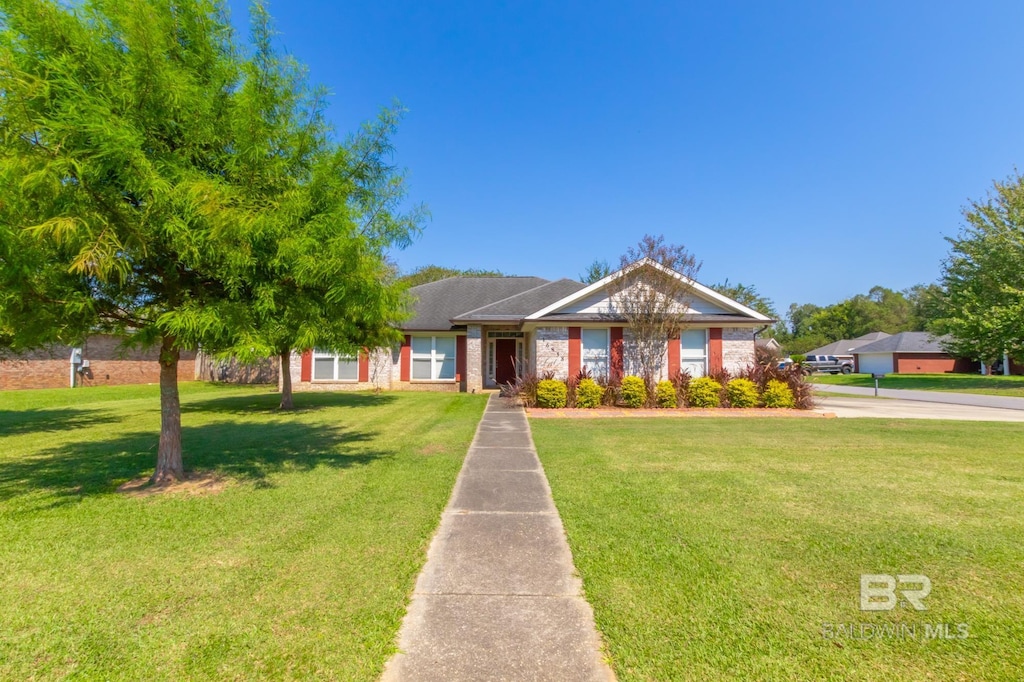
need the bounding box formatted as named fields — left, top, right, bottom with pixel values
left=411, top=336, right=456, bottom=381
left=680, top=329, right=707, bottom=377
left=312, top=350, right=359, bottom=381
left=581, top=328, right=609, bottom=377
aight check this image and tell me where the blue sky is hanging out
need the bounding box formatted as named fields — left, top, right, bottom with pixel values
left=226, top=0, right=1024, bottom=313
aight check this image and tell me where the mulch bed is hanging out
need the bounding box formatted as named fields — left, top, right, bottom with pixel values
left=526, top=406, right=834, bottom=419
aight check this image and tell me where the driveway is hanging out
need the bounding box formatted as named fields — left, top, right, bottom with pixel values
left=816, top=395, right=1024, bottom=422
left=813, top=383, right=1024, bottom=411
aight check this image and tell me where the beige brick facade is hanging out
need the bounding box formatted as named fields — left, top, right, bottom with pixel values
left=533, top=326, right=569, bottom=379
left=722, top=326, right=756, bottom=374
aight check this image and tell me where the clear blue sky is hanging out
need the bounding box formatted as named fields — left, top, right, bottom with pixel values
left=226, top=0, right=1024, bottom=313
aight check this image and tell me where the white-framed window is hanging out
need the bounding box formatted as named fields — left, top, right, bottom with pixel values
left=581, top=328, right=610, bottom=377
left=680, top=328, right=708, bottom=377
left=411, top=335, right=456, bottom=381
left=313, top=350, right=359, bottom=381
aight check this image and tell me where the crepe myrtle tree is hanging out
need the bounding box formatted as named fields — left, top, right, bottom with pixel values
left=609, top=235, right=701, bottom=397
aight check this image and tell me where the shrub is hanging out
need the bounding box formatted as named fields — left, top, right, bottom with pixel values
left=726, top=377, right=760, bottom=408
left=670, top=369, right=691, bottom=406
left=738, top=350, right=815, bottom=410
left=762, top=379, right=795, bottom=408
left=598, top=374, right=621, bottom=406
left=655, top=380, right=677, bottom=408
left=535, top=379, right=568, bottom=408
left=688, top=376, right=722, bottom=407
left=575, top=378, right=604, bottom=408
left=790, top=354, right=806, bottom=364
left=620, top=375, right=647, bottom=408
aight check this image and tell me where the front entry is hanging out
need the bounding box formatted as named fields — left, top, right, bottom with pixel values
left=494, top=339, right=518, bottom=385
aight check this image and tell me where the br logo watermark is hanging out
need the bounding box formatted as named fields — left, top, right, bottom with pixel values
left=821, top=573, right=969, bottom=641
left=860, top=574, right=931, bottom=611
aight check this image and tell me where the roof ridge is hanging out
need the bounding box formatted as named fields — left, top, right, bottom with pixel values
left=454, top=278, right=569, bottom=318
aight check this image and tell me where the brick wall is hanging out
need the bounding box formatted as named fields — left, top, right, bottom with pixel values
left=722, top=327, right=755, bottom=374
left=894, top=353, right=977, bottom=374
left=0, top=335, right=196, bottom=390
left=534, top=327, right=569, bottom=379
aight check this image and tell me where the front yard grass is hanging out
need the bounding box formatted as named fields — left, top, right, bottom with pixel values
left=811, top=372, right=1024, bottom=398
left=0, top=383, right=487, bottom=680
left=531, top=418, right=1024, bottom=681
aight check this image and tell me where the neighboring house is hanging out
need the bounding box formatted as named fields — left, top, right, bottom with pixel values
left=290, top=258, right=773, bottom=393
left=0, top=334, right=197, bottom=390
left=755, top=337, right=782, bottom=355
left=806, top=332, right=891, bottom=358
left=852, top=332, right=978, bottom=375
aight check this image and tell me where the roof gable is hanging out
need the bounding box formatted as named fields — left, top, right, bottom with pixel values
left=525, top=258, right=773, bottom=323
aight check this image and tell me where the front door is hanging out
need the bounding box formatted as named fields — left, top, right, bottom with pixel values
left=494, top=339, right=518, bottom=385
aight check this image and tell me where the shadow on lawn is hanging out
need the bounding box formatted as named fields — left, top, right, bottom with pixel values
left=183, top=389, right=398, bottom=415
left=0, top=408, right=120, bottom=436
left=0, top=395, right=397, bottom=507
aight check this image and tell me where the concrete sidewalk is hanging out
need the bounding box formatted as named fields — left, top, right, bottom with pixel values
left=813, top=383, right=1024, bottom=411
left=816, top=395, right=1024, bottom=421
left=381, top=395, right=614, bottom=682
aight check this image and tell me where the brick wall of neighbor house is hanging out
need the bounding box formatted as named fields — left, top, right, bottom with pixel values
left=534, top=327, right=569, bottom=378
left=0, top=336, right=197, bottom=390
left=722, top=327, right=755, bottom=374
left=894, top=353, right=977, bottom=374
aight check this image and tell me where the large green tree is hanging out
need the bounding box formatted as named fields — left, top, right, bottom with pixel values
left=3, top=0, right=258, bottom=481
left=398, top=264, right=505, bottom=287
left=711, top=279, right=778, bottom=319
left=933, top=174, right=1024, bottom=365
left=217, top=5, right=421, bottom=409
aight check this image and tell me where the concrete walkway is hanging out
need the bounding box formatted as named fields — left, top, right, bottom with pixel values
left=381, top=395, right=615, bottom=682
left=814, top=383, right=1024, bottom=410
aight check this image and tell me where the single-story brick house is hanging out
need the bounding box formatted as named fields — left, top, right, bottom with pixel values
left=289, top=258, right=773, bottom=393
left=0, top=334, right=197, bottom=390
left=853, top=332, right=978, bottom=375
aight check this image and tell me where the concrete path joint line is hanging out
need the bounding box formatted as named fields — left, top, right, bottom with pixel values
left=381, top=394, right=615, bottom=681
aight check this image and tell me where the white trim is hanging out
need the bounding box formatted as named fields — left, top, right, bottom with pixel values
left=312, top=350, right=359, bottom=382
left=410, top=334, right=458, bottom=382
left=523, top=258, right=772, bottom=322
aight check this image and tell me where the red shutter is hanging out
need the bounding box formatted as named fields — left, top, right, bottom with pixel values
left=568, top=327, right=581, bottom=377
left=610, top=327, right=624, bottom=379
left=667, top=332, right=680, bottom=378
left=709, top=328, right=723, bottom=374
left=300, top=349, right=312, bottom=382
left=400, top=335, right=411, bottom=382
left=358, top=349, right=369, bottom=383
left=456, top=335, right=467, bottom=382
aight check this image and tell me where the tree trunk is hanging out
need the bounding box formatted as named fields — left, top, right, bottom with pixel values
left=152, top=336, right=184, bottom=484
left=279, top=349, right=294, bottom=410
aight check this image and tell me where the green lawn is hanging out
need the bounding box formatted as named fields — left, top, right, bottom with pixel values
left=0, top=383, right=487, bottom=680
left=531, top=418, right=1024, bottom=681
left=811, top=372, right=1024, bottom=398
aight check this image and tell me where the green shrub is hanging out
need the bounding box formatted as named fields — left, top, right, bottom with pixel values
left=620, top=375, right=647, bottom=408
left=575, top=378, right=605, bottom=408
left=790, top=354, right=806, bottom=364
left=536, top=379, right=568, bottom=408
left=688, top=376, right=722, bottom=407
left=762, top=379, right=796, bottom=408
left=655, top=380, right=677, bottom=408
left=726, top=378, right=760, bottom=408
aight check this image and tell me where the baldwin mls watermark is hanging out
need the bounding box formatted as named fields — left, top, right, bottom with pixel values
left=821, top=574, right=969, bottom=641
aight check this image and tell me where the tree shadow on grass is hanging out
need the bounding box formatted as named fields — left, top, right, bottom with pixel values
left=0, top=408, right=120, bottom=437
left=183, top=390, right=398, bottom=416
left=0, top=417, right=388, bottom=509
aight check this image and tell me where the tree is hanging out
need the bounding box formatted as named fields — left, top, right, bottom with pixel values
left=398, top=265, right=505, bottom=287
left=2, top=0, right=265, bottom=482
left=933, top=173, right=1024, bottom=365
left=610, top=235, right=701, bottom=397
left=711, top=279, right=778, bottom=319
left=580, top=259, right=612, bottom=284
left=216, top=5, right=422, bottom=409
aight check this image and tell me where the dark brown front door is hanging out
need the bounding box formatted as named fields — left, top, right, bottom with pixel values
left=495, top=339, right=517, bottom=385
